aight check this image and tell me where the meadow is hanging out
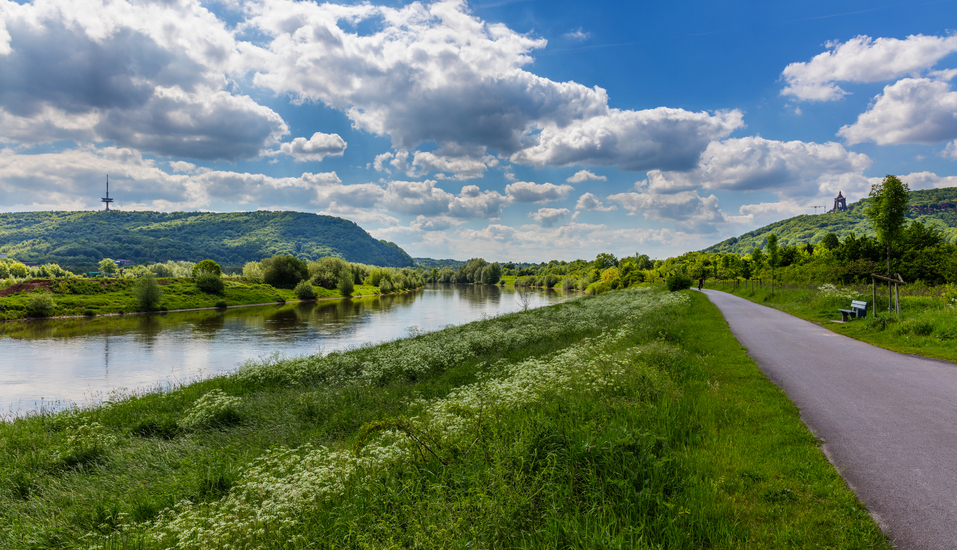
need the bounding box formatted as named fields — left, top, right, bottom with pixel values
left=704, top=280, right=957, bottom=364
left=0, top=287, right=889, bottom=549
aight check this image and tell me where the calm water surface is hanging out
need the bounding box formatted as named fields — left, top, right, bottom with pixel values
left=0, top=284, right=564, bottom=416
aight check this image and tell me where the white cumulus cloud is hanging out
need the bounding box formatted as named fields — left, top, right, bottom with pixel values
left=575, top=192, right=616, bottom=212
left=273, top=132, right=347, bottom=162
left=781, top=34, right=957, bottom=101
left=566, top=170, right=606, bottom=183
left=505, top=181, right=573, bottom=203
left=529, top=207, right=570, bottom=227
left=838, top=78, right=957, bottom=145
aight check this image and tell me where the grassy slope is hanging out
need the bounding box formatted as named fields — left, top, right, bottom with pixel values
left=0, top=288, right=888, bottom=549
left=705, top=281, right=957, bottom=364
left=0, top=279, right=382, bottom=321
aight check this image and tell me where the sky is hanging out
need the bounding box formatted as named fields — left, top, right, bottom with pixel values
left=2, top=0, right=957, bottom=262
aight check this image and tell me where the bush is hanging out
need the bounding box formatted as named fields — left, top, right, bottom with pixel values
left=309, top=257, right=351, bottom=290
left=196, top=273, right=225, bottom=295
left=192, top=260, right=222, bottom=278
left=133, top=272, right=163, bottom=310
left=242, top=261, right=263, bottom=283
left=379, top=278, right=394, bottom=294
left=665, top=273, right=692, bottom=292
left=337, top=270, right=354, bottom=297
left=294, top=280, right=317, bottom=300
left=215, top=301, right=228, bottom=309
left=263, top=255, right=308, bottom=288
left=26, top=292, right=55, bottom=317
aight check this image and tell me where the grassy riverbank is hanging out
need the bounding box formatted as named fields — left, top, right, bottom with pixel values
left=0, top=288, right=889, bottom=548
left=0, top=278, right=382, bottom=321
left=705, top=280, right=957, bottom=363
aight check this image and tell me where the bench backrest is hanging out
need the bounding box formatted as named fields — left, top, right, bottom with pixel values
left=851, top=300, right=867, bottom=309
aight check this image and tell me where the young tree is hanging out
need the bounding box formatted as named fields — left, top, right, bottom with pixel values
left=866, top=175, right=910, bottom=275
left=99, top=258, right=118, bottom=276
left=133, top=272, right=163, bottom=310
left=766, top=234, right=779, bottom=294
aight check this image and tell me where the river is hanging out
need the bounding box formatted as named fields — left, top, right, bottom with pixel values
left=0, top=284, right=566, bottom=417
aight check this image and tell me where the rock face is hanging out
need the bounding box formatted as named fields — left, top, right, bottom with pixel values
left=0, top=211, right=414, bottom=271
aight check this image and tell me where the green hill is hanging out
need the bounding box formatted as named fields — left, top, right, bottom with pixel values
left=705, top=187, right=957, bottom=254
left=0, top=211, right=413, bottom=272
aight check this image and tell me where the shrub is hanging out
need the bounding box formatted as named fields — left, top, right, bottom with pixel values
left=263, top=255, right=308, bottom=288
left=665, top=273, right=692, bottom=292
left=294, top=280, right=317, bottom=300
left=215, top=300, right=228, bottom=309
left=179, top=390, right=242, bottom=431
left=9, top=262, right=28, bottom=278
left=133, top=272, right=163, bottom=310
left=379, top=278, right=394, bottom=294
left=309, top=257, right=350, bottom=290
left=26, top=292, right=55, bottom=317
left=242, top=261, right=264, bottom=283
left=192, top=259, right=222, bottom=278
left=337, top=270, right=354, bottom=297
left=196, top=273, right=225, bottom=295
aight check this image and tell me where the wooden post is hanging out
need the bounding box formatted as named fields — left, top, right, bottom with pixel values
left=872, top=277, right=877, bottom=314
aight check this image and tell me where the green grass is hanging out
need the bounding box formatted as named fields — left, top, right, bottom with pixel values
left=0, top=279, right=385, bottom=321
left=0, top=288, right=889, bottom=549
left=705, top=280, right=957, bottom=363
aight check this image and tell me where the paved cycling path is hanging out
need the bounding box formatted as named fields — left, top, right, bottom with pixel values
left=703, top=290, right=957, bottom=550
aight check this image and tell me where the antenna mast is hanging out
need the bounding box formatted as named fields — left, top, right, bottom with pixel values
left=101, top=175, right=114, bottom=211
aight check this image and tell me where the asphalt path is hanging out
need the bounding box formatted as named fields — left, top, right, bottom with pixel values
left=702, top=290, right=957, bottom=550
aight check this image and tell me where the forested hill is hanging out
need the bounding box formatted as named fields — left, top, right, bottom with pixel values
left=705, top=187, right=957, bottom=254
left=0, top=211, right=414, bottom=271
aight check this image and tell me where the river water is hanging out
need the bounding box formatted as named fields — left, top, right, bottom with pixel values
left=0, top=284, right=565, bottom=417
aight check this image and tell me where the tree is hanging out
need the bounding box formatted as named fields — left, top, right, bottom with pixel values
left=821, top=232, right=840, bottom=251
left=766, top=234, right=779, bottom=293
left=866, top=175, right=910, bottom=275
left=133, top=272, right=163, bottom=310
left=99, top=258, right=118, bottom=276
left=262, top=254, right=308, bottom=288
left=337, top=270, right=354, bottom=296
left=192, top=259, right=222, bottom=278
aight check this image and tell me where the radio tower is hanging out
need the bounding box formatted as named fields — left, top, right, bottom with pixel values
left=102, top=176, right=114, bottom=211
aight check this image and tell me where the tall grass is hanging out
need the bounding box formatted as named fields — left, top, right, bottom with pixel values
left=0, top=288, right=889, bottom=549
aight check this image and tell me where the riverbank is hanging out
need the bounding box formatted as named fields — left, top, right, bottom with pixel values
left=703, top=280, right=957, bottom=363
left=0, top=278, right=389, bottom=322
left=0, top=288, right=888, bottom=548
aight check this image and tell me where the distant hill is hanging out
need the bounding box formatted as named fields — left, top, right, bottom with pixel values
left=413, top=257, right=468, bottom=269
left=0, top=211, right=413, bottom=272
left=705, top=188, right=957, bottom=254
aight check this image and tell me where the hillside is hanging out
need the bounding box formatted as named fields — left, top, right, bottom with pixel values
left=0, top=211, right=413, bottom=271
left=705, top=187, right=957, bottom=254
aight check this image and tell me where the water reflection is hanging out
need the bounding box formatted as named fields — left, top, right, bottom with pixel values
left=0, top=285, right=565, bottom=416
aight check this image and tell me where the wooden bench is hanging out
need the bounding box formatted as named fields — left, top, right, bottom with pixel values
left=838, top=300, right=868, bottom=322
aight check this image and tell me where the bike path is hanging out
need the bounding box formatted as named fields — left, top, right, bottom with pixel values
left=702, top=289, right=957, bottom=550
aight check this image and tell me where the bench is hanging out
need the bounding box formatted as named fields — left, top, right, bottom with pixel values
left=838, top=300, right=868, bottom=322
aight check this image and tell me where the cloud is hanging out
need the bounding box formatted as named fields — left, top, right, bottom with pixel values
left=247, top=0, right=742, bottom=172
left=781, top=34, right=957, bottom=101
left=943, top=140, right=957, bottom=159
left=566, top=169, right=606, bottom=183
left=381, top=179, right=508, bottom=219
left=575, top=192, right=616, bottom=211
left=607, top=189, right=728, bottom=232
left=509, top=108, right=744, bottom=171
left=645, top=136, right=872, bottom=200
left=0, top=145, right=363, bottom=211
left=838, top=78, right=957, bottom=145
left=273, top=132, right=347, bottom=162
left=0, top=0, right=288, bottom=160
left=505, top=181, right=573, bottom=203
left=886, top=171, right=957, bottom=190
left=563, top=28, right=590, bottom=41
left=529, top=207, right=570, bottom=227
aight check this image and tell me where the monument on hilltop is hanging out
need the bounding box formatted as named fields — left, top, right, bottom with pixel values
left=102, top=176, right=114, bottom=211
left=830, top=191, right=847, bottom=213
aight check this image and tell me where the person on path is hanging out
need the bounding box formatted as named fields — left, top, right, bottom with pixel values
left=697, top=278, right=703, bottom=291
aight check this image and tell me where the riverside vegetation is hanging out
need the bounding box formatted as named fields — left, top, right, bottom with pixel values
left=0, top=287, right=889, bottom=548
left=0, top=257, right=424, bottom=321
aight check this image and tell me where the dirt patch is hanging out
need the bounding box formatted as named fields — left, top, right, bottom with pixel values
left=0, top=279, right=54, bottom=297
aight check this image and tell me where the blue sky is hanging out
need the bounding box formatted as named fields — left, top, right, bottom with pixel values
left=2, top=0, right=957, bottom=261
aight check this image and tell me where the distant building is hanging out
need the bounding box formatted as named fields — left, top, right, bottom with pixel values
left=115, top=259, right=133, bottom=266
left=830, top=191, right=847, bottom=213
